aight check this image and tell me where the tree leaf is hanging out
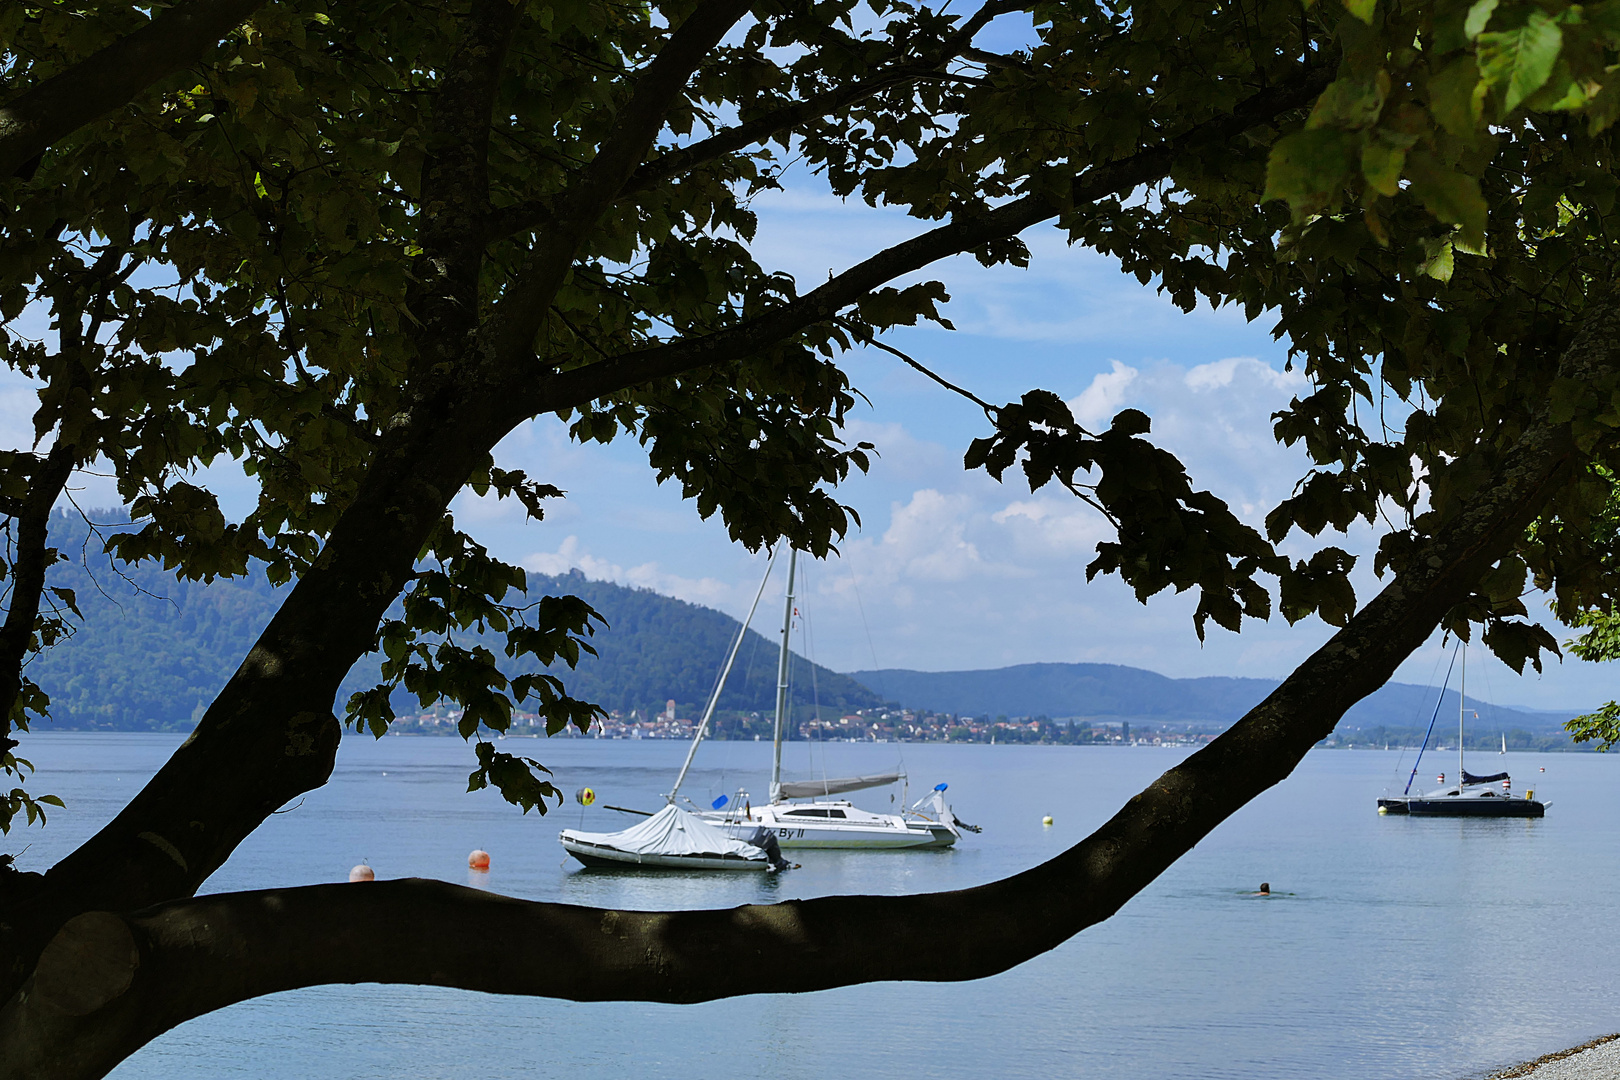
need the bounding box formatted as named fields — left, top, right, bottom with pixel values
left=1360, top=140, right=1405, bottom=196
left=1421, top=237, right=1456, bottom=282
left=1344, top=0, right=1378, bottom=25
left=1307, top=74, right=1389, bottom=131
left=1477, top=12, right=1564, bottom=115
left=1465, top=0, right=1500, bottom=39
left=1405, top=152, right=1489, bottom=250
left=1429, top=56, right=1485, bottom=136
left=1589, top=78, right=1620, bottom=133
left=1263, top=128, right=1358, bottom=216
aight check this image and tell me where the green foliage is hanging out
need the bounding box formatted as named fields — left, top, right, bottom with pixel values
left=6, top=0, right=1620, bottom=827
left=1554, top=469, right=1620, bottom=745
left=967, top=393, right=1284, bottom=639
left=1568, top=699, right=1620, bottom=748
left=467, top=741, right=561, bottom=814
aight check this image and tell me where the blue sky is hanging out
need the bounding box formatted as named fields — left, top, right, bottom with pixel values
left=456, top=179, right=1612, bottom=711
left=5, top=174, right=1615, bottom=711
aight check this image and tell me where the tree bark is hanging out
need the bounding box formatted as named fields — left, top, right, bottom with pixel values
left=3, top=288, right=1613, bottom=1080
left=0, top=0, right=269, bottom=179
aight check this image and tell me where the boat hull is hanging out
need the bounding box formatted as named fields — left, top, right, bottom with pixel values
left=559, top=835, right=771, bottom=870
left=706, top=802, right=958, bottom=849
left=1378, top=796, right=1545, bottom=818
left=770, top=824, right=952, bottom=849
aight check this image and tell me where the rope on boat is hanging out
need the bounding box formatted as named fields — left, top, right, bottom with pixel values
left=1404, top=642, right=1461, bottom=795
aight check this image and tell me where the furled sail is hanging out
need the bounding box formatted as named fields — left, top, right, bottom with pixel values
left=776, top=772, right=904, bottom=799
left=1462, top=769, right=1509, bottom=785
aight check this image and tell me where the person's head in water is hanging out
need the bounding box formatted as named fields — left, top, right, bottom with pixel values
left=1259, top=882, right=1270, bottom=895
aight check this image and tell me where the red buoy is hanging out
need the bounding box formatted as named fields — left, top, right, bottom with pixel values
left=349, top=864, right=375, bottom=882
left=468, top=849, right=490, bottom=871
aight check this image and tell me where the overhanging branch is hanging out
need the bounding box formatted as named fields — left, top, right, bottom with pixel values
left=484, top=0, right=1034, bottom=242
left=7, top=286, right=1616, bottom=1080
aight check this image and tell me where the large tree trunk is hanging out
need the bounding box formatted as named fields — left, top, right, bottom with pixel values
left=3, top=289, right=1612, bottom=1080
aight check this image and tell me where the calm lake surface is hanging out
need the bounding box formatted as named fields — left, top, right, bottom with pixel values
left=18, top=733, right=1620, bottom=1079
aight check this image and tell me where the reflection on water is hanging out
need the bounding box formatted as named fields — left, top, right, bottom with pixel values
left=17, top=734, right=1620, bottom=1080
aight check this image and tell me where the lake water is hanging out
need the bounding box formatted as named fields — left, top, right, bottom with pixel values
left=16, top=733, right=1620, bottom=1080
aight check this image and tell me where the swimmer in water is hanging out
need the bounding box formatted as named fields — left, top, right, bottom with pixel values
left=1255, top=882, right=1271, bottom=896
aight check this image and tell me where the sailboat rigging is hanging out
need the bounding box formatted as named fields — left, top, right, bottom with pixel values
left=1377, top=641, right=1546, bottom=818
left=556, top=547, right=973, bottom=869
left=557, top=553, right=792, bottom=871
left=703, top=548, right=969, bottom=848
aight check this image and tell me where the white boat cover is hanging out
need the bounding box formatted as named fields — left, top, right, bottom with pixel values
left=776, top=771, right=904, bottom=798
left=565, top=804, right=766, bottom=861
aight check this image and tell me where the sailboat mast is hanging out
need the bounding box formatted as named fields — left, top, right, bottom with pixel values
left=770, top=548, right=797, bottom=803
left=667, top=550, right=778, bottom=804
left=1458, top=643, right=1466, bottom=790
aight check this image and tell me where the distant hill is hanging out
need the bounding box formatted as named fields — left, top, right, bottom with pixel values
left=506, top=570, right=882, bottom=720
left=27, top=507, right=1575, bottom=738
left=848, top=662, right=1578, bottom=734
left=29, top=510, right=880, bottom=730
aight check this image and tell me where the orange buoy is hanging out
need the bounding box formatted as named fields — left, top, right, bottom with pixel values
left=468, top=849, right=490, bottom=871
left=349, top=863, right=375, bottom=882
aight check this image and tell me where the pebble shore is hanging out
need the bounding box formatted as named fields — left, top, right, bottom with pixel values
left=1489, top=1035, right=1620, bottom=1079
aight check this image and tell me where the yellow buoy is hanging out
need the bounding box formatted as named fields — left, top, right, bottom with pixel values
left=576, top=787, right=596, bottom=806
left=348, top=863, right=375, bottom=882
left=468, top=849, right=491, bottom=871
left=1042, top=815, right=1054, bottom=826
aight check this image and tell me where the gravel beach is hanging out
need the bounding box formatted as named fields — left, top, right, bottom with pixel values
left=1489, top=1036, right=1620, bottom=1079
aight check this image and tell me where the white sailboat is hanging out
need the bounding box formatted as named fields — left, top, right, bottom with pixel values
left=697, top=548, right=970, bottom=849
left=559, top=556, right=793, bottom=871
left=559, top=548, right=972, bottom=868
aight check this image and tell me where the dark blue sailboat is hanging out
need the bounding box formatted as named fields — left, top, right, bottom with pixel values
left=1377, top=644, right=1546, bottom=818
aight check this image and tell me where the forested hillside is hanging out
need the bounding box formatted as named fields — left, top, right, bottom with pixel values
left=31, top=510, right=880, bottom=730
left=33, top=508, right=1570, bottom=738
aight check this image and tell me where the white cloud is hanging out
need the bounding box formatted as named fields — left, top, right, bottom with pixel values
left=865, top=489, right=992, bottom=584
left=1068, top=360, right=1138, bottom=428
left=1185, top=355, right=1304, bottom=393
left=520, top=537, right=754, bottom=613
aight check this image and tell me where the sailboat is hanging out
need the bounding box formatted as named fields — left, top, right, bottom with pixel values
left=558, top=556, right=794, bottom=871
left=698, top=548, right=969, bottom=848
left=557, top=803, right=790, bottom=870
left=1377, top=643, right=1546, bottom=818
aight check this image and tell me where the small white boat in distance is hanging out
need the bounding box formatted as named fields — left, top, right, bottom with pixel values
left=559, top=804, right=789, bottom=871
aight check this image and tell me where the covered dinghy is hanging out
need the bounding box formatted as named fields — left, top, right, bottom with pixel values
left=559, top=804, right=781, bottom=871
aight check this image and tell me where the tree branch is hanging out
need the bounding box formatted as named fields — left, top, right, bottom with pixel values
left=505, top=66, right=1334, bottom=422
left=486, top=0, right=1034, bottom=241
left=405, top=0, right=521, bottom=370
left=489, top=0, right=754, bottom=359
left=0, top=247, right=130, bottom=729
left=0, top=0, right=269, bottom=179
left=1, top=266, right=1606, bottom=1072
left=487, top=66, right=922, bottom=240
left=0, top=62, right=1332, bottom=1007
